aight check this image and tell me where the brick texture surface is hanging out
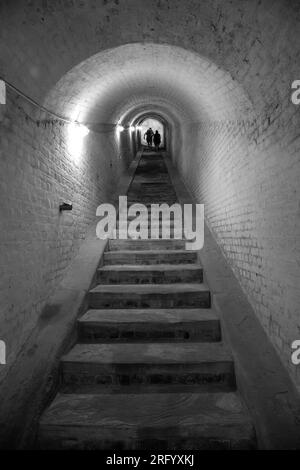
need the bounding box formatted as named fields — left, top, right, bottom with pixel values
left=0, top=91, right=124, bottom=383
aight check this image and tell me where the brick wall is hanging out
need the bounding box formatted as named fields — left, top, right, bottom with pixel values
left=177, top=108, right=300, bottom=389
left=0, top=90, right=124, bottom=386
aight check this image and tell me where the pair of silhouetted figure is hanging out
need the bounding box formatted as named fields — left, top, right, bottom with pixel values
left=144, top=128, right=161, bottom=151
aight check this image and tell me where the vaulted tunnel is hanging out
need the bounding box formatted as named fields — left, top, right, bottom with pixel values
left=0, top=0, right=300, bottom=449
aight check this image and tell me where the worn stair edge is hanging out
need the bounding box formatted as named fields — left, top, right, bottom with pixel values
left=61, top=341, right=232, bottom=365
left=103, top=250, right=198, bottom=265
left=78, top=308, right=221, bottom=343
left=89, top=283, right=209, bottom=294
left=98, top=264, right=203, bottom=272
left=97, top=265, right=203, bottom=283
left=78, top=308, right=219, bottom=323
left=60, top=342, right=235, bottom=393
left=88, top=283, right=211, bottom=309
left=38, top=392, right=256, bottom=450
left=108, top=239, right=186, bottom=251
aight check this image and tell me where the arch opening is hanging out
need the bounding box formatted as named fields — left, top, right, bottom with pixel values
left=43, top=43, right=253, bottom=172
left=138, top=116, right=165, bottom=149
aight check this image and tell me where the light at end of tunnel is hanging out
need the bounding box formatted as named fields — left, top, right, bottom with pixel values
left=67, top=122, right=90, bottom=162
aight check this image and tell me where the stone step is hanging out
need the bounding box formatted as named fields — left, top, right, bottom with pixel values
left=115, top=224, right=179, bottom=232
left=124, top=203, right=182, bottom=209
left=126, top=199, right=178, bottom=204
left=121, top=200, right=179, bottom=206
left=97, top=264, right=203, bottom=284
left=104, top=250, right=197, bottom=265
left=126, top=205, right=178, bottom=211
left=78, top=308, right=220, bottom=343
left=117, top=207, right=183, bottom=217
left=60, top=342, right=234, bottom=393
left=127, top=193, right=177, bottom=198
left=128, top=187, right=171, bottom=193
left=116, top=221, right=181, bottom=229
left=120, top=215, right=183, bottom=223
left=121, top=220, right=179, bottom=227
left=114, top=228, right=185, bottom=239
left=38, top=392, right=256, bottom=450
left=108, top=239, right=186, bottom=251
left=130, top=176, right=170, bottom=183
left=115, top=232, right=185, bottom=240
left=128, top=187, right=175, bottom=191
left=128, top=183, right=174, bottom=187
left=88, top=283, right=210, bottom=309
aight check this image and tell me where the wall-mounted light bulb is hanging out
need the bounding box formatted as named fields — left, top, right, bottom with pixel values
left=69, top=122, right=90, bottom=137
left=67, top=122, right=90, bottom=162
left=78, top=123, right=90, bottom=137
left=117, top=125, right=125, bottom=132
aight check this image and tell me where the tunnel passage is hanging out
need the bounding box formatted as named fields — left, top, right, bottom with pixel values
left=1, top=0, right=300, bottom=449
left=1, top=42, right=255, bottom=382
left=9, top=41, right=298, bottom=397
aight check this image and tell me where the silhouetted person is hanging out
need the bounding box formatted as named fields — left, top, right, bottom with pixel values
left=153, top=130, right=161, bottom=152
left=144, top=128, right=154, bottom=147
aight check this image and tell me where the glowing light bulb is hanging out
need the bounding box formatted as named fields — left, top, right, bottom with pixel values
left=78, top=123, right=90, bottom=137
left=117, top=125, right=124, bottom=132
left=67, top=122, right=90, bottom=162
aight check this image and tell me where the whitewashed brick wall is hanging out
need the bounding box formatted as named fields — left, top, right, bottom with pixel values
left=0, top=92, right=123, bottom=382
left=177, top=108, right=300, bottom=388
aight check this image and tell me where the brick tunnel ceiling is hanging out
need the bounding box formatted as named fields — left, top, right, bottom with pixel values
left=44, top=43, right=254, bottom=127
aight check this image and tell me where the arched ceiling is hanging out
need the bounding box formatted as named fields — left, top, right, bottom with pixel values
left=125, top=105, right=180, bottom=129
left=1, top=0, right=298, bottom=122
left=44, top=43, right=254, bottom=128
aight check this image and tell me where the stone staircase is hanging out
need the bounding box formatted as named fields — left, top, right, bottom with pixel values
left=37, top=151, right=256, bottom=450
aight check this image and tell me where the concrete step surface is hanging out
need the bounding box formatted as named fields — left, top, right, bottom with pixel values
left=116, top=219, right=178, bottom=227
left=97, top=264, right=203, bottom=284
left=38, top=392, right=256, bottom=449
left=103, top=249, right=198, bottom=265
left=78, top=308, right=221, bottom=343
left=88, top=283, right=211, bottom=309
left=108, top=239, right=186, bottom=251
left=114, top=227, right=185, bottom=239
left=61, top=342, right=235, bottom=393
left=126, top=199, right=178, bottom=205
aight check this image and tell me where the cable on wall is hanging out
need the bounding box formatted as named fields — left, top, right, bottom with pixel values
left=0, top=76, right=118, bottom=130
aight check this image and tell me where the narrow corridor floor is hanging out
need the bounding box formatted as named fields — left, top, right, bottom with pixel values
left=38, top=151, right=256, bottom=450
